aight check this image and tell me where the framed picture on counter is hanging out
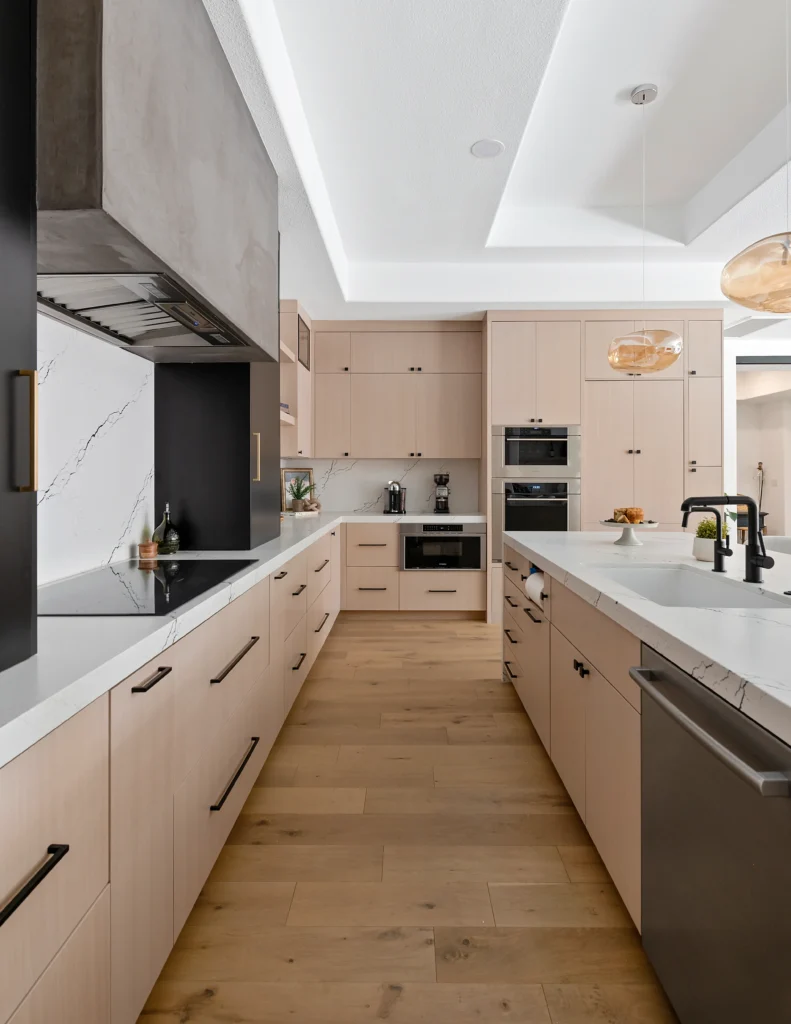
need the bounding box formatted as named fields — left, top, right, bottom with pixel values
left=281, top=467, right=315, bottom=511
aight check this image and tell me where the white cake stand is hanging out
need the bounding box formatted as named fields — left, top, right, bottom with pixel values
left=599, top=521, right=659, bottom=547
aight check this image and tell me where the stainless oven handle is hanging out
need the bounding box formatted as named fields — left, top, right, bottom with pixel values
left=504, top=437, right=569, bottom=443
left=505, top=497, right=569, bottom=503
left=629, top=667, right=791, bottom=798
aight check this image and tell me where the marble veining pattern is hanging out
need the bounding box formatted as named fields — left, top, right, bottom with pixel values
left=37, top=314, right=155, bottom=585
left=281, top=458, right=480, bottom=514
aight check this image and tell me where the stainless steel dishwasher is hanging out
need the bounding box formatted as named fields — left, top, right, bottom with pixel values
left=630, top=647, right=791, bottom=1024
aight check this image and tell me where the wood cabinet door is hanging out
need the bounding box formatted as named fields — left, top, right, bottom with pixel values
left=687, top=321, right=723, bottom=377
left=314, top=374, right=351, bottom=457
left=584, top=321, right=634, bottom=379
left=586, top=672, right=641, bottom=930
left=636, top=320, right=685, bottom=379
left=418, top=332, right=482, bottom=373
left=491, top=322, right=536, bottom=424
left=683, top=466, right=723, bottom=533
left=314, top=331, right=351, bottom=373
left=416, top=373, right=482, bottom=458
left=296, top=363, right=312, bottom=456
left=634, top=379, right=684, bottom=524
left=688, top=375, right=723, bottom=467
left=515, top=603, right=551, bottom=752
left=351, top=333, right=416, bottom=373
left=582, top=381, right=634, bottom=523
left=550, top=626, right=587, bottom=819
left=350, top=374, right=417, bottom=457
left=536, top=321, right=581, bottom=424
left=110, top=658, right=175, bottom=1024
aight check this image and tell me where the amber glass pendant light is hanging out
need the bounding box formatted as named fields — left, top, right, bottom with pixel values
left=722, top=0, right=791, bottom=312
left=608, top=85, right=683, bottom=374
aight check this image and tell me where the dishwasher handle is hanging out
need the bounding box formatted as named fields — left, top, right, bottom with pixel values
left=629, top=666, right=791, bottom=798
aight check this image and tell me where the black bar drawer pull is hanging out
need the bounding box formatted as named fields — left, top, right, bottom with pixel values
left=524, top=607, right=541, bottom=624
left=314, top=611, right=330, bottom=633
left=210, top=737, right=260, bottom=812
left=0, top=844, right=69, bottom=928
left=505, top=561, right=518, bottom=571
left=504, top=661, right=517, bottom=680
left=131, top=666, right=172, bottom=693
left=292, top=652, right=307, bottom=671
left=429, top=589, right=457, bottom=593
left=210, top=637, right=259, bottom=685
left=314, top=559, right=330, bottom=573
left=504, top=628, right=517, bottom=644
left=292, top=584, right=307, bottom=596
left=358, top=543, right=387, bottom=547
left=274, top=571, right=288, bottom=580
left=504, top=595, right=518, bottom=608
left=359, top=587, right=387, bottom=591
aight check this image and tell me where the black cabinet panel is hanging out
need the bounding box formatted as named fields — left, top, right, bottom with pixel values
left=0, top=1, right=36, bottom=670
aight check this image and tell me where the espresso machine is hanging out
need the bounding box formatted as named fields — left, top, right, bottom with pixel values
left=434, top=473, right=450, bottom=514
left=384, top=480, right=407, bottom=514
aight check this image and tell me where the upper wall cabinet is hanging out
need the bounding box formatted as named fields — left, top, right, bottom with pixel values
left=416, top=374, right=482, bottom=459
left=350, top=374, right=417, bottom=458
left=491, top=321, right=581, bottom=425
left=314, top=332, right=351, bottom=373
left=281, top=303, right=313, bottom=458
left=687, top=321, right=723, bottom=377
left=350, top=332, right=482, bottom=374
left=584, top=321, right=684, bottom=381
left=314, top=374, right=351, bottom=457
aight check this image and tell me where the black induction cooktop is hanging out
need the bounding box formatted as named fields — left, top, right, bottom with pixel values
left=38, top=558, right=257, bottom=617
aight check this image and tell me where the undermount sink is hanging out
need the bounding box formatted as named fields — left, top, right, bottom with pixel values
left=598, top=565, right=791, bottom=610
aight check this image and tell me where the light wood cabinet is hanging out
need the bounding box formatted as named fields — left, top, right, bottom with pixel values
left=510, top=602, right=551, bottom=752
left=687, top=321, right=723, bottom=377
left=582, top=381, right=635, bottom=523
left=8, top=889, right=111, bottom=1024
left=492, top=321, right=580, bottom=425
left=536, top=322, right=581, bottom=424
left=586, top=671, right=641, bottom=930
left=345, top=566, right=400, bottom=610
left=296, top=363, right=312, bottom=456
left=283, top=616, right=309, bottom=713
left=314, top=331, right=351, bottom=373
left=110, top=658, right=175, bottom=1024
left=351, top=331, right=480, bottom=373
left=0, top=696, right=109, bottom=1024
left=416, top=373, right=482, bottom=458
left=491, top=322, right=537, bottom=423
left=634, top=380, right=684, bottom=524
left=398, top=570, right=486, bottom=611
left=350, top=373, right=416, bottom=457
left=585, top=320, right=684, bottom=380
left=346, top=523, right=399, bottom=566
left=688, top=375, right=723, bottom=468
left=417, top=332, right=482, bottom=373
left=270, top=553, right=307, bottom=646
left=549, top=626, right=587, bottom=818
left=313, top=374, right=351, bottom=457
left=306, top=532, right=332, bottom=607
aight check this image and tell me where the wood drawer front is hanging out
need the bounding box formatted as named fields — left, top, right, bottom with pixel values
left=509, top=605, right=551, bottom=753
left=307, top=587, right=333, bottom=668
left=345, top=566, right=400, bottom=610
left=551, top=581, right=641, bottom=710
left=346, top=524, right=399, bottom=566
left=110, top=656, right=175, bottom=1024
left=399, top=570, right=486, bottom=611
left=283, top=616, right=309, bottom=714
left=271, top=552, right=308, bottom=643
left=503, top=574, right=527, bottom=616
left=503, top=547, right=528, bottom=588
left=502, top=605, right=528, bottom=657
left=173, top=672, right=270, bottom=937
left=550, top=626, right=587, bottom=819
left=306, top=532, right=332, bottom=608
left=9, top=888, right=110, bottom=1024
left=173, top=579, right=270, bottom=786
left=0, top=697, right=109, bottom=1024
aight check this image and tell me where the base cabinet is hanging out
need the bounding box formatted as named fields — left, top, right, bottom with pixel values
left=549, top=626, right=588, bottom=819
left=509, top=605, right=550, bottom=752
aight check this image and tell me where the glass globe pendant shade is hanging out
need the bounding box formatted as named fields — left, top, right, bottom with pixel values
left=721, top=232, right=791, bottom=313
left=607, top=329, right=683, bottom=373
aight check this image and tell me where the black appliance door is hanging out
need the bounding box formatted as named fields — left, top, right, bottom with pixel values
left=636, top=646, right=791, bottom=1023
left=504, top=498, right=568, bottom=532
left=403, top=536, right=481, bottom=570
left=504, top=437, right=569, bottom=468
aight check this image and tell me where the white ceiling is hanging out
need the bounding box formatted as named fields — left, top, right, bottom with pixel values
left=206, top=0, right=791, bottom=324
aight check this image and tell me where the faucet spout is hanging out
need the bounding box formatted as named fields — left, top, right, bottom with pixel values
left=680, top=495, right=774, bottom=584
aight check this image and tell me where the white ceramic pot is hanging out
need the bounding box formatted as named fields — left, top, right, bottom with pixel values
left=692, top=536, right=715, bottom=562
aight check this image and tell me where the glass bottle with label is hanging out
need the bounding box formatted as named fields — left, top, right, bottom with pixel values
left=152, top=502, right=180, bottom=555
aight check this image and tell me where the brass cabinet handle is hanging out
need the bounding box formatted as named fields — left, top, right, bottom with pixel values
left=253, top=432, right=261, bottom=482
left=17, top=370, right=38, bottom=492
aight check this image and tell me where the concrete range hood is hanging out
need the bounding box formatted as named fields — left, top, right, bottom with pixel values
left=36, top=0, right=278, bottom=363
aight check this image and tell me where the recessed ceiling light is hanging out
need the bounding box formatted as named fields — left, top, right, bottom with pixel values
left=471, top=139, right=504, bottom=159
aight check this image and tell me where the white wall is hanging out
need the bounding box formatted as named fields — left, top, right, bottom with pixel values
left=280, top=458, right=480, bottom=514
left=737, top=391, right=791, bottom=535
left=37, top=314, right=155, bottom=584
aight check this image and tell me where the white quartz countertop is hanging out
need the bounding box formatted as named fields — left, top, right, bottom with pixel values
left=0, top=512, right=484, bottom=769
left=504, top=530, right=791, bottom=747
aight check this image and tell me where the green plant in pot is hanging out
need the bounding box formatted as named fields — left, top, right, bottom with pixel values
left=693, top=514, right=731, bottom=562
left=288, top=476, right=315, bottom=513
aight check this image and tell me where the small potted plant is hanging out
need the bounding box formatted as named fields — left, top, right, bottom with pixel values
left=288, top=475, right=315, bottom=513
left=693, top=515, right=729, bottom=562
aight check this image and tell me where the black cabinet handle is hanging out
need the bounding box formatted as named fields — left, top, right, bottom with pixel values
left=292, top=652, right=307, bottom=671
left=573, top=659, right=590, bottom=678
left=210, top=737, right=260, bottom=812
left=410, top=453, right=415, bottom=457
left=344, top=366, right=349, bottom=371
left=331, top=531, right=336, bottom=536
left=504, top=661, right=517, bottom=680
left=417, top=452, right=422, bottom=456
left=314, top=559, right=330, bottom=573
left=635, top=449, right=642, bottom=454
left=537, top=418, right=543, bottom=423
left=504, top=628, right=517, bottom=644
left=314, top=611, right=330, bottom=633
left=529, top=418, right=535, bottom=423
left=298, top=450, right=303, bottom=455
left=690, top=460, right=697, bottom=465
left=505, top=561, right=518, bottom=571
left=358, top=587, right=387, bottom=591
left=627, top=449, right=634, bottom=454
left=211, top=637, right=259, bottom=685
left=409, top=367, right=415, bottom=371
left=131, top=666, right=172, bottom=693
left=540, top=591, right=548, bottom=601
left=504, top=595, right=518, bottom=608
left=521, top=574, right=528, bottom=581
left=524, top=607, right=541, bottom=623
left=0, top=844, right=70, bottom=928
left=358, top=543, right=387, bottom=547
left=274, top=571, right=288, bottom=580
left=418, top=367, right=422, bottom=371
left=292, top=584, right=307, bottom=596
left=689, top=369, right=697, bottom=375
left=344, top=452, right=349, bottom=456
left=429, top=589, right=457, bottom=593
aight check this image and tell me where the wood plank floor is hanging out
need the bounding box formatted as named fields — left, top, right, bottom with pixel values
left=141, top=615, right=676, bottom=1023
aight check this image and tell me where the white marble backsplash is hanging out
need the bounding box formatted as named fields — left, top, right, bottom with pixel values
left=37, top=314, right=155, bottom=584
left=280, top=458, right=480, bottom=513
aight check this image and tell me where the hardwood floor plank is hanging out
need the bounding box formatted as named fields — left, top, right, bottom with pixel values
left=337, top=744, right=550, bottom=770
left=433, top=760, right=562, bottom=788
left=185, top=888, right=296, bottom=930
left=557, top=847, right=610, bottom=883
left=254, top=763, right=298, bottom=787
left=142, top=981, right=553, bottom=1023
left=203, top=844, right=383, bottom=883
left=278, top=725, right=450, bottom=746
left=364, top=786, right=572, bottom=816
left=245, top=786, right=367, bottom=814
left=287, top=881, right=495, bottom=927
left=488, top=883, right=632, bottom=928
left=434, top=928, right=655, bottom=985
left=383, top=846, right=569, bottom=884
left=542, top=984, right=678, bottom=1023
left=265, top=744, right=341, bottom=768
left=292, top=765, right=435, bottom=788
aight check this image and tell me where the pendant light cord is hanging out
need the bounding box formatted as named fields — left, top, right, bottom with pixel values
left=641, top=100, right=646, bottom=321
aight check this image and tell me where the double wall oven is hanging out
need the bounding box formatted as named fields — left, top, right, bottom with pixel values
left=492, top=425, right=581, bottom=562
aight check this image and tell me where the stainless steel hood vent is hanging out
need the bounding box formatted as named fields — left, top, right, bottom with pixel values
left=37, top=273, right=251, bottom=351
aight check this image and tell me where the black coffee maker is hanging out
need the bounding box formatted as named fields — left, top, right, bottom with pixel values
left=384, top=480, right=407, bottom=514
left=434, top=474, right=450, bottom=514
